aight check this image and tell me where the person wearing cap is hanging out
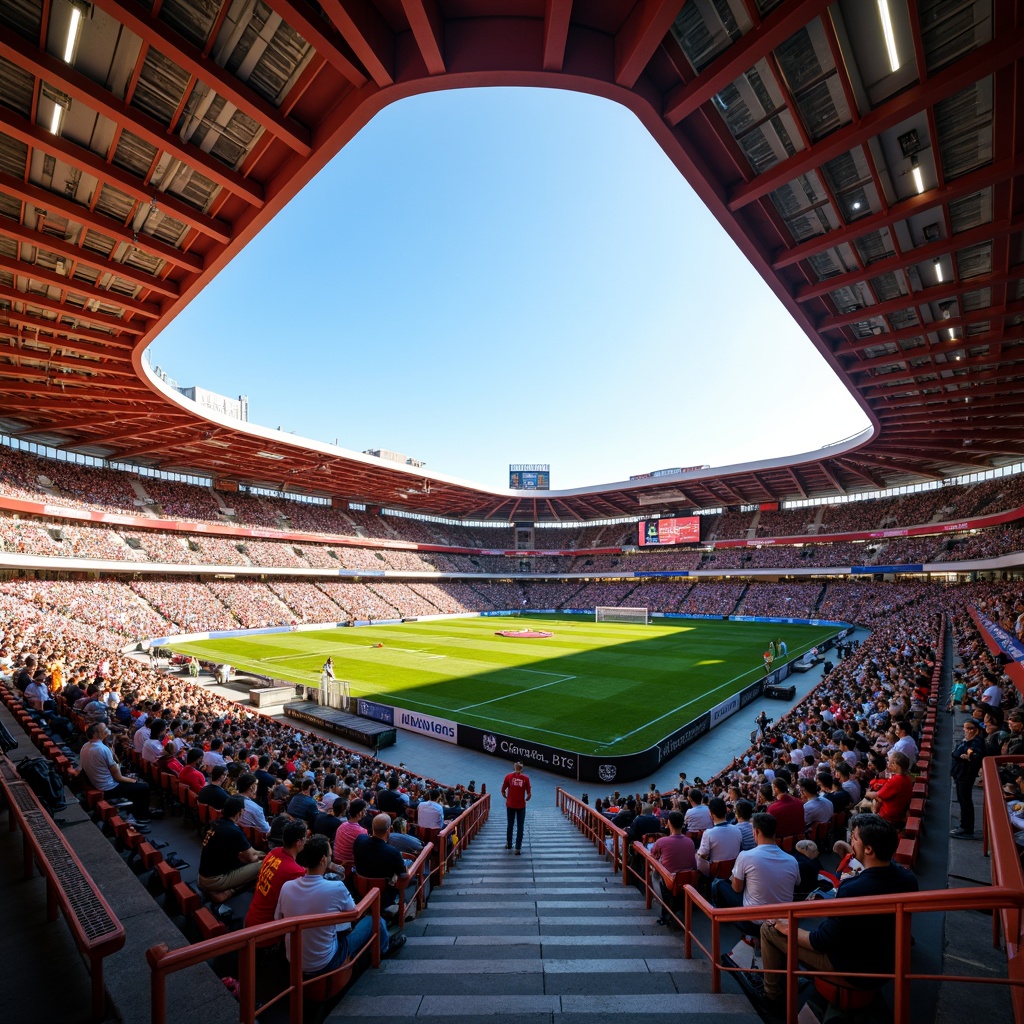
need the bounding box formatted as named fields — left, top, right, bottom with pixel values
left=501, top=761, right=531, bottom=854
left=950, top=719, right=985, bottom=839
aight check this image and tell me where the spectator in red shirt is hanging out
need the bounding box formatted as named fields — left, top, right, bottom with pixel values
left=767, top=776, right=805, bottom=839
left=861, top=751, right=913, bottom=825
left=501, top=761, right=531, bottom=855
left=178, top=748, right=207, bottom=795
left=650, top=810, right=697, bottom=926
left=245, top=820, right=308, bottom=928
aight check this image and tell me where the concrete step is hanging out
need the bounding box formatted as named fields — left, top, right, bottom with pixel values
left=326, top=807, right=761, bottom=1023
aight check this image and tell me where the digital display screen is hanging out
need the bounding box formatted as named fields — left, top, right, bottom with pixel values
left=638, top=516, right=700, bottom=546
left=509, top=471, right=550, bottom=490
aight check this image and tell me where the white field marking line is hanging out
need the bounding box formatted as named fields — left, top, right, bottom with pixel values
left=610, top=634, right=833, bottom=743
left=456, top=673, right=577, bottom=712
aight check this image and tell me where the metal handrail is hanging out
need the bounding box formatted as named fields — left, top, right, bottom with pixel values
left=559, top=785, right=1024, bottom=1023
left=432, top=792, right=490, bottom=885
left=147, top=889, right=380, bottom=1024
left=555, top=789, right=630, bottom=882
left=983, top=754, right=1024, bottom=1023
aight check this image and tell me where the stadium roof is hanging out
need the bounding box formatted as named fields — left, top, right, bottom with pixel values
left=0, top=0, right=1021, bottom=522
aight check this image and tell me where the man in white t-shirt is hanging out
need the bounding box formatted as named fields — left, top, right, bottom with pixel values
left=711, top=812, right=799, bottom=936
left=891, top=721, right=918, bottom=763
left=684, top=790, right=714, bottom=833
left=695, top=797, right=743, bottom=876
left=415, top=788, right=445, bottom=831
left=80, top=721, right=152, bottom=825
left=275, top=834, right=398, bottom=975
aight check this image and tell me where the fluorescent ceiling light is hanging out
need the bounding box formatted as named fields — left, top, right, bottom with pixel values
left=947, top=328, right=956, bottom=340
left=911, top=165, right=924, bottom=194
left=256, top=450, right=286, bottom=460
left=49, top=102, right=62, bottom=135
left=934, top=259, right=944, bottom=282
left=878, top=0, right=900, bottom=73
left=64, top=5, right=82, bottom=63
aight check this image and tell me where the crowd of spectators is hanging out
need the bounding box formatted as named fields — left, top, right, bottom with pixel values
left=755, top=509, right=819, bottom=538
left=206, top=580, right=294, bottom=629
left=0, top=594, right=479, bottom=835
left=141, top=478, right=225, bottom=520
left=740, top=582, right=825, bottom=619
left=679, top=582, right=747, bottom=616
left=130, top=580, right=239, bottom=632
left=268, top=582, right=347, bottom=624
left=0, top=579, right=168, bottom=641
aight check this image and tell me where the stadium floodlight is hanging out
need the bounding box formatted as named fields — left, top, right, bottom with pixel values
left=596, top=606, right=649, bottom=625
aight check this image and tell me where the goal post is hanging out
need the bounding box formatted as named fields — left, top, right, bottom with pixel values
left=595, top=606, right=649, bottom=625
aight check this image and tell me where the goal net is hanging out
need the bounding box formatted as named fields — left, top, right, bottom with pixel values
left=595, top=606, right=649, bottom=625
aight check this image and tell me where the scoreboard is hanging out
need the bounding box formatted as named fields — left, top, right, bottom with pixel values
left=509, top=464, right=550, bottom=490
left=638, top=516, right=700, bottom=546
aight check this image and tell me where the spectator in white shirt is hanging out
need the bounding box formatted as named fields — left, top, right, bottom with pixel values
left=684, top=790, right=714, bottom=833
left=696, top=798, right=743, bottom=876
left=891, top=721, right=918, bottom=763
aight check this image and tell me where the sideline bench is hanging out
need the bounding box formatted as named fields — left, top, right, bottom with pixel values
left=0, top=755, right=125, bottom=1022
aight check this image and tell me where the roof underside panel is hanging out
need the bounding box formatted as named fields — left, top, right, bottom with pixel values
left=0, top=0, right=1020, bottom=521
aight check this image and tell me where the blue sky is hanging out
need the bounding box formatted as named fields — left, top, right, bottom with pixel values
left=151, top=87, right=868, bottom=493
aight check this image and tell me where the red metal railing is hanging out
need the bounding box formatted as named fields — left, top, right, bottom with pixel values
left=148, top=796, right=488, bottom=1023
left=147, top=890, right=380, bottom=1024
left=431, top=792, right=490, bottom=886
left=558, top=789, right=1024, bottom=1022
left=555, top=789, right=630, bottom=883
left=984, top=754, right=1024, bottom=1023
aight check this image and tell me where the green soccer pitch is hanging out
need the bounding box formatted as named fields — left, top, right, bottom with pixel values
left=167, top=615, right=841, bottom=756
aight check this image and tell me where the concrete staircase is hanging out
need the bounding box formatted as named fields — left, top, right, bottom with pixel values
left=328, top=805, right=761, bottom=1022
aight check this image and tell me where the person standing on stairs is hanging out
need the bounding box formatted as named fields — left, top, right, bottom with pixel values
left=502, top=761, right=531, bottom=854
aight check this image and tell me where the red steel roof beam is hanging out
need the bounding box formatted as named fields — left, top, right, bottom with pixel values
left=663, top=0, right=832, bottom=124
left=89, top=0, right=312, bottom=156
left=0, top=284, right=148, bottom=335
left=0, top=219, right=178, bottom=301
left=0, top=105, right=232, bottom=245
left=728, top=30, right=1024, bottom=211
left=319, top=0, right=395, bottom=87
left=542, top=0, right=573, bottom=72
left=775, top=156, right=1024, bottom=270
left=401, top=0, right=445, bottom=75
left=0, top=254, right=163, bottom=320
left=264, top=1, right=368, bottom=86
left=0, top=173, right=203, bottom=273
left=0, top=310, right=135, bottom=348
left=833, top=297, right=1024, bottom=356
left=0, top=330, right=133, bottom=362
left=615, top=1, right=682, bottom=88
left=0, top=37, right=264, bottom=208
left=818, top=266, right=1024, bottom=332
left=795, top=215, right=1024, bottom=302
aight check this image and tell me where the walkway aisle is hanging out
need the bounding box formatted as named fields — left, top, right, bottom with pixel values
left=328, top=806, right=760, bottom=1023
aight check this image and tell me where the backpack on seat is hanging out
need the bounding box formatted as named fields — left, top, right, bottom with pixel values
left=17, top=756, right=68, bottom=815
